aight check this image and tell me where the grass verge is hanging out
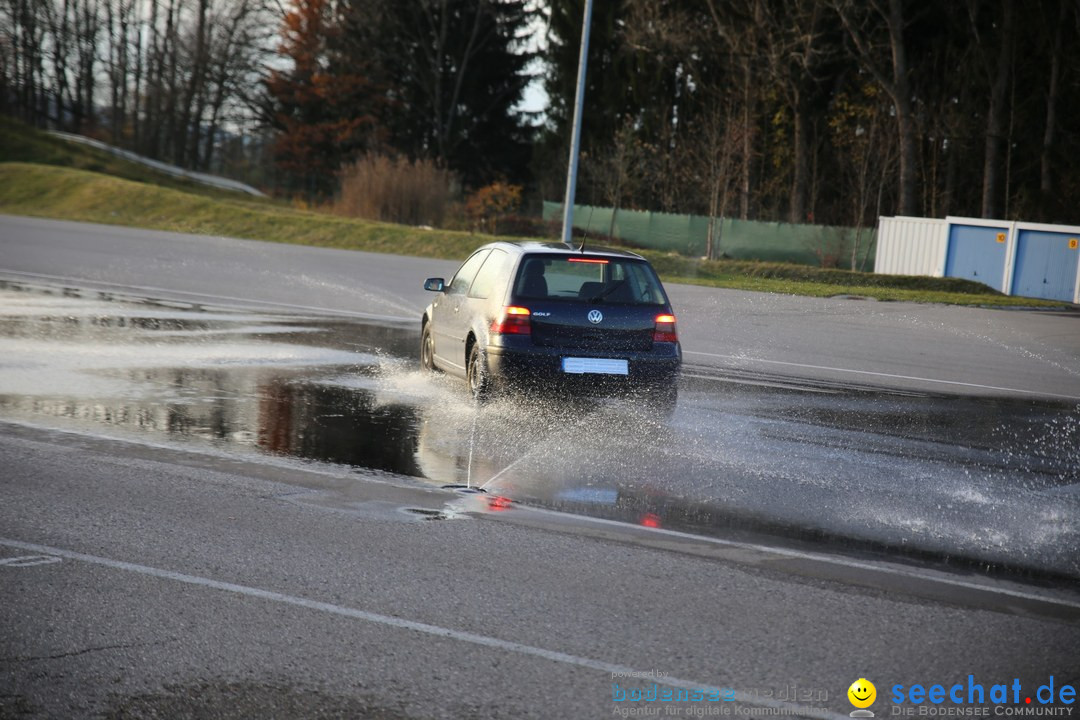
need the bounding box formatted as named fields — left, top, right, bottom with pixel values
left=0, top=114, right=268, bottom=202
left=0, top=162, right=487, bottom=259
left=0, top=160, right=1069, bottom=308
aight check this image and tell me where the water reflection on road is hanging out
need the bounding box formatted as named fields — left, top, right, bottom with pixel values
left=0, top=281, right=1077, bottom=581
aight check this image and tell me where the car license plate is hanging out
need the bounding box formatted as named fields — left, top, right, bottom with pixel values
left=562, top=357, right=629, bottom=375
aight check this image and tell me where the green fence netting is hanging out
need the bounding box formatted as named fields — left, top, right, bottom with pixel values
left=542, top=202, right=877, bottom=269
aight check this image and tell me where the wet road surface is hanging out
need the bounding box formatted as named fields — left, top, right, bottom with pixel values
left=4, top=422, right=1077, bottom=719
left=3, top=216, right=1080, bottom=719
left=1, top=280, right=1076, bottom=581
left=4, top=214, right=1080, bottom=401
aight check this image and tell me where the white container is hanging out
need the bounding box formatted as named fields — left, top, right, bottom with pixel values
left=874, top=216, right=948, bottom=277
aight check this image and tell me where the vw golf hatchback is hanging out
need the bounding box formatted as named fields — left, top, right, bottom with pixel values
left=420, top=241, right=681, bottom=411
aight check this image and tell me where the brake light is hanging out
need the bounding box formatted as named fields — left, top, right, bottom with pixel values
left=653, top=313, right=677, bottom=343
left=491, top=306, right=531, bottom=335
left=567, top=257, right=609, bottom=264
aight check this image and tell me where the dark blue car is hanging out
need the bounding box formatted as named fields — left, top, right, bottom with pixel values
left=421, top=241, right=681, bottom=411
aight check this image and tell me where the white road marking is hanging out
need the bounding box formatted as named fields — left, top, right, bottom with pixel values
left=0, top=269, right=414, bottom=323
left=516, top=507, right=1080, bottom=613
left=0, top=554, right=62, bottom=567
left=0, top=536, right=850, bottom=720
left=684, top=350, right=1080, bottom=401
left=678, top=372, right=840, bottom=393
left=6, top=269, right=1076, bottom=401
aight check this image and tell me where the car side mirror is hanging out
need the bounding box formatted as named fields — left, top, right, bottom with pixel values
left=424, top=278, right=445, bottom=292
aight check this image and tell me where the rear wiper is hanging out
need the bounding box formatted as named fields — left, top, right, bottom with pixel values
left=588, top=280, right=626, bottom=303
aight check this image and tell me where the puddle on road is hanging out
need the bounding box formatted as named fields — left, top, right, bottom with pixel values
left=1, top=281, right=1077, bottom=581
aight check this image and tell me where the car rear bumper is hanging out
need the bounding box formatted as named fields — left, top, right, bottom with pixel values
left=485, top=342, right=680, bottom=392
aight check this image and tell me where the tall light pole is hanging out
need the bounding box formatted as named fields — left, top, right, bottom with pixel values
left=560, top=0, right=594, bottom=246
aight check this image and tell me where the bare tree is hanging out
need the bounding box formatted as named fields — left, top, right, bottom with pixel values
left=701, top=0, right=765, bottom=220
left=174, top=0, right=209, bottom=166
left=586, top=118, right=643, bottom=238
left=1040, top=0, right=1070, bottom=199
left=833, top=0, right=918, bottom=217
left=41, top=0, right=69, bottom=126
left=6, top=0, right=49, bottom=124
left=697, top=100, right=741, bottom=259
left=104, top=0, right=138, bottom=142
left=201, top=0, right=272, bottom=170
left=757, top=0, right=833, bottom=223
left=349, top=0, right=495, bottom=167
left=966, top=0, right=1015, bottom=218
left=0, top=0, right=275, bottom=183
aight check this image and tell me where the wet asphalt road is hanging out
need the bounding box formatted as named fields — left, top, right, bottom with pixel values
left=2, top=215, right=1079, bottom=400
left=3, top=425, right=1079, bottom=719
left=0, top=278, right=1075, bottom=579
left=1, top=214, right=1080, bottom=718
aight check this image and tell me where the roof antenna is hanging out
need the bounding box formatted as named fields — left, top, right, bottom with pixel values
left=578, top=205, right=595, bottom=253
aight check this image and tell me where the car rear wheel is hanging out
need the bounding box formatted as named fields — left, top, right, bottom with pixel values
left=467, top=344, right=492, bottom=403
left=420, top=323, right=437, bottom=372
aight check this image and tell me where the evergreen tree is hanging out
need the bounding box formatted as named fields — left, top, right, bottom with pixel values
left=342, top=0, right=537, bottom=188
left=537, top=0, right=636, bottom=202
left=264, top=0, right=383, bottom=198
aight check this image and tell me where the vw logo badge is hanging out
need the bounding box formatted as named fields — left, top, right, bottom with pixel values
left=587, top=309, right=603, bottom=324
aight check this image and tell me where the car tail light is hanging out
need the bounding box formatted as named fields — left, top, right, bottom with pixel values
left=653, top=314, right=677, bottom=343
left=567, top=257, right=609, bottom=264
left=491, top=306, right=531, bottom=335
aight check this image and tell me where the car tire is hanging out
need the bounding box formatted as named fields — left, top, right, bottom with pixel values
left=420, top=323, right=437, bottom=372
left=467, top=344, right=492, bottom=403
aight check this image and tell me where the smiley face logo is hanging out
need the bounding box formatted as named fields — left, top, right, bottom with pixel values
left=848, top=679, right=877, bottom=709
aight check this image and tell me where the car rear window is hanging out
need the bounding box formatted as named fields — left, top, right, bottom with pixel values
left=513, top=255, right=668, bottom=306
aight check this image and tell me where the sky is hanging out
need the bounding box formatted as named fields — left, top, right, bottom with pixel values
left=514, top=0, right=553, bottom=121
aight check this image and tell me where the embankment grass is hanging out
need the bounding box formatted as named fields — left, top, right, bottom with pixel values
left=0, top=159, right=1067, bottom=308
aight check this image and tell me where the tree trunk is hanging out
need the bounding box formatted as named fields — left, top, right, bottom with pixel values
left=1040, top=0, right=1067, bottom=196
left=46, top=0, right=71, bottom=129
left=161, top=0, right=180, bottom=160
left=442, top=0, right=485, bottom=165
left=943, top=134, right=957, bottom=216
left=980, top=0, right=1013, bottom=219
left=740, top=59, right=753, bottom=220
left=117, top=1, right=131, bottom=143
left=70, top=0, right=84, bottom=132
left=887, top=0, right=917, bottom=216
left=132, top=0, right=145, bottom=150
left=175, top=0, right=209, bottom=167
left=790, top=89, right=809, bottom=223
left=706, top=172, right=720, bottom=260
left=106, top=0, right=120, bottom=142
left=142, top=0, right=159, bottom=156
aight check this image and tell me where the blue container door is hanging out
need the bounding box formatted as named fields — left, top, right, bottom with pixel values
left=1010, top=230, right=1080, bottom=302
left=944, top=224, right=1008, bottom=291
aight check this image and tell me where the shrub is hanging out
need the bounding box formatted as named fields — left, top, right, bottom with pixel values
left=336, top=154, right=457, bottom=227
left=464, top=182, right=522, bottom=232
left=493, top=214, right=559, bottom=238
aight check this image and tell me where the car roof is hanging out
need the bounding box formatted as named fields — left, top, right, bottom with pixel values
left=479, top=240, right=646, bottom=261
